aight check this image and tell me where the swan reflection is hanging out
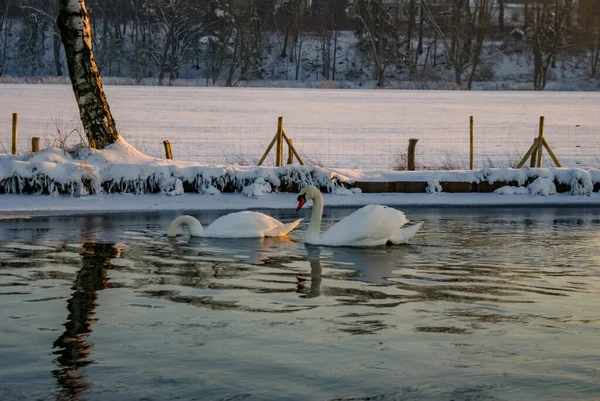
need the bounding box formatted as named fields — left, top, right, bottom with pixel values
left=320, top=245, right=413, bottom=284
left=168, top=235, right=298, bottom=265
left=296, top=246, right=323, bottom=298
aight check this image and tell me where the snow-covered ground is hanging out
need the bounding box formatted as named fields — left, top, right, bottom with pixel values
left=2, top=85, right=599, bottom=169
left=1, top=85, right=600, bottom=214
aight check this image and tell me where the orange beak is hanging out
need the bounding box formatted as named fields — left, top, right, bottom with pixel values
left=296, top=196, right=306, bottom=211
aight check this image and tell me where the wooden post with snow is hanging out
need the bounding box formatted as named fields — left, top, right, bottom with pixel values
left=408, top=138, right=419, bottom=171
left=276, top=117, right=284, bottom=167
left=31, top=137, right=40, bottom=153
left=536, top=116, right=544, bottom=167
left=11, top=113, right=17, bottom=155
left=469, top=116, right=474, bottom=170
left=258, top=117, right=304, bottom=166
left=163, top=140, right=173, bottom=160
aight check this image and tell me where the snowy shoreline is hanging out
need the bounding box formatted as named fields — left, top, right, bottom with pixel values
left=1, top=139, right=600, bottom=215
left=1, top=192, right=600, bottom=217
left=1, top=143, right=598, bottom=195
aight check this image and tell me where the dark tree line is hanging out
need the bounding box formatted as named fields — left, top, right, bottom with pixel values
left=0, top=0, right=599, bottom=89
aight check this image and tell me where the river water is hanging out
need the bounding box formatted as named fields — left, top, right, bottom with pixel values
left=1, top=207, right=599, bottom=400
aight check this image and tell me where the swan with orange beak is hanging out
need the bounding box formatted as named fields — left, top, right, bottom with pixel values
left=296, top=186, right=423, bottom=246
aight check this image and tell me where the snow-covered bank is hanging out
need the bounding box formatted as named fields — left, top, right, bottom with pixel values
left=0, top=141, right=344, bottom=196
left=1, top=138, right=600, bottom=214
left=1, top=139, right=599, bottom=197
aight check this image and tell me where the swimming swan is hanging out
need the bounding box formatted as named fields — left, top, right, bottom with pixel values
left=167, top=212, right=302, bottom=238
left=296, top=186, right=423, bottom=246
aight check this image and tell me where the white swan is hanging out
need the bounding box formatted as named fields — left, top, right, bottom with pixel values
left=167, top=212, right=302, bottom=238
left=296, top=186, right=423, bottom=246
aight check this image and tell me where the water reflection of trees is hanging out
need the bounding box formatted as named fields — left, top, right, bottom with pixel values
left=52, top=242, right=118, bottom=401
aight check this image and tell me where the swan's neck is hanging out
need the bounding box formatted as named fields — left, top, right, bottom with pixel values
left=307, top=191, right=324, bottom=239
left=168, top=215, right=204, bottom=237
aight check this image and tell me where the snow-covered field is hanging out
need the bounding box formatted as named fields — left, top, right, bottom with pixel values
left=1, top=85, right=599, bottom=169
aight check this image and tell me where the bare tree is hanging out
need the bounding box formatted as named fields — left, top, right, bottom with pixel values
left=19, top=0, right=64, bottom=76
left=589, top=22, right=600, bottom=78
left=467, top=0, right=493, bottom=89
left=0, top=1, right=14, bottom=76
left=87, top=0, right=127, bottom=76
left=530, top=0, right=575, bottom=90
left=202, top=1, right=236, bottom=85
left=445, top=0, right=494, bottom=88
left=57, top=0, right=119, bottom=149
left=448, top=0, right=473, bottom=85
left=497, top=0, right=504, bottom=32
left=202, top=0, right=272, bottom=85
left=279, top=0, right=303, bottom=61
left=353, top=0, right=405, bottom=87
left=143, top=0, right=209, bottom=85
left=314, top=0, right=346, bottom=80
left=127, top=0, right=153, bottom=82
left=578, top=0, right=600, bottom=77
left=15, top=0, right=49, bottom=75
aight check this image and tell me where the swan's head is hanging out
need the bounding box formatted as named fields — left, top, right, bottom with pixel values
left=296, top=185, right=320, bottom=211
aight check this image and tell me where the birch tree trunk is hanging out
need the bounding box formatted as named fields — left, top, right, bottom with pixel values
left=57, top=0, right=119, bottom=149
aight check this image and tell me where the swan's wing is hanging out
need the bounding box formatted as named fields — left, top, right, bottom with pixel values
left=203, top=211, right=283, bottom=238
left=388, top=221, right=424, bottom=244
left=264, top=218, right=303, bottom=237
left=320, top=205, right=408, bottom=246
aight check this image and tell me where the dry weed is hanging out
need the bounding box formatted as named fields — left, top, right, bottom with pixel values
left=315, top=81, right=339, bottom=89
left=224, top=153, right=258, bottom=166
left=43, top=116, right=89, bottom=157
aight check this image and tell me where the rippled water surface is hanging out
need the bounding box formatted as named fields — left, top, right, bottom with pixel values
left=1, top=207, right=599, bottom=401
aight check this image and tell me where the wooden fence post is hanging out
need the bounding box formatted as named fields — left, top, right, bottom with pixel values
left=469, top=115, right=474, bottom=170
left=408, top=138, right=419, bottom=171
left=31, top=137, right=40, bottom=152
left=542, top=138, right=562, bottom=167
left=258, top=135, right=278, bottom=166
left=536, top=116, right=544, bottom=168
left=11, top=113, right=18, bottom=155
left=258, top=117, right=304, bottom=166
left=163, top=140, right=173, bottom=160
left=287, top=138, right=293, bottom=164
left=530, top=138, right=538, bottom=167
left=276, top=116, right=283, bottom=167
left=282, top=132, right=305, bottom=166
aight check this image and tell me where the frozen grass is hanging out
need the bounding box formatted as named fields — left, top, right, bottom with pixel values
left=314, top=81, right=340, bottom=89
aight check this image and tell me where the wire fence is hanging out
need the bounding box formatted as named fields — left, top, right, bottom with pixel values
left=2, top=115, right=599, bottom=170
